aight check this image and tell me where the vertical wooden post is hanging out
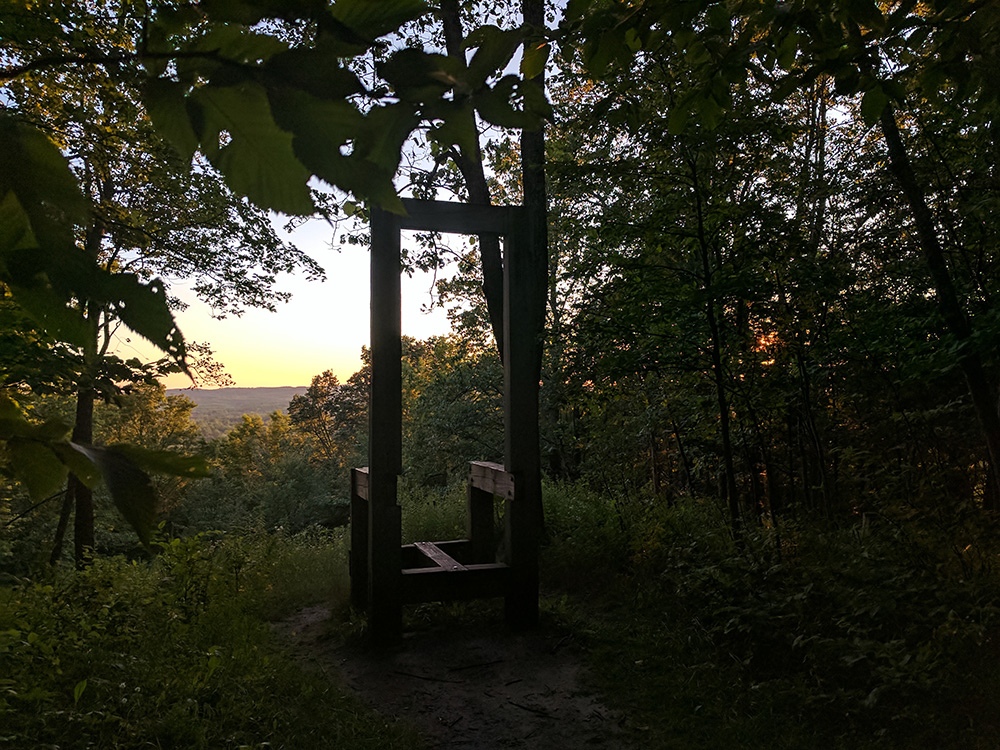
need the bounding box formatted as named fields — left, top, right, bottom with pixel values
left=349, top=468, right=369, bottom=609
left=502, top=215, right=543, bottom=628
left=467, top=483, right=495, bottom=564
left=368, top=206, right=403, bottom=642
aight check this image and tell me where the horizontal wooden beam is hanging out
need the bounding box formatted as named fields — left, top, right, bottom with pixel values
left=400, top=563, right=511, bottom=604
left=399, top=198, right=518, bottom=235
left=469, top=460, right=515, bottom=499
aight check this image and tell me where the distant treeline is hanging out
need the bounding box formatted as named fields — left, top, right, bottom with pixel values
left=168, top=386, right=306, bottom=439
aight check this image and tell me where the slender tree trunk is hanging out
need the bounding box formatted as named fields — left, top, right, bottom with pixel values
left=689, top=157, right=742, bottom=534
left=795, top=350, right=830, bottom=515
left=49, top=490, right=73, bottom=564
left=649, top=432, right=661, bottom=498
left=439, top=0, right=506, bottom=358
left=72, top=385, right=96, bottom=565
left=672, top=420, right=693, bottom=495
left=879, top=106, right=1000, bottom=508
left=709, top=307, right=742, bottom=533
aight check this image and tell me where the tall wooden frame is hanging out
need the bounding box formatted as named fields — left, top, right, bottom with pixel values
left=349, top=198, right=543, bottom=642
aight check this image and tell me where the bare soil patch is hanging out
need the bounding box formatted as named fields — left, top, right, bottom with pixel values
left=274, top=606, right=630, bottom=749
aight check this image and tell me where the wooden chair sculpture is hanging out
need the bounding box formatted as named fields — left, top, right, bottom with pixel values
left=349, top=198, right=543, bottom=642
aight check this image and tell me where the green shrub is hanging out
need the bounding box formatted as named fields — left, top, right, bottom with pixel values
left=0, top=531, right=416, bottom=749
left=538, top=481, right=1000, bottom=747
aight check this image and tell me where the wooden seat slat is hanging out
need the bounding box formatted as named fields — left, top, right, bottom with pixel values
left=413, top=541, right=467, bottom=571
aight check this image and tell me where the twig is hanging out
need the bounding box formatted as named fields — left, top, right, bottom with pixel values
left=448, top=659, right=504, bottom=672
left=508, top=700, right=551, bottom=718
left=392, top=670, right=463, bottom=684
left=3, top=489, right=66, bottom=527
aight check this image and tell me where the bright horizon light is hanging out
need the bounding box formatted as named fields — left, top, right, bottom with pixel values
left=111, top=218, right=456, bottom=389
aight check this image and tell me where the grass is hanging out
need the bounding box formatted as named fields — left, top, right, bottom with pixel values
left=0, top=528, right=421, bottom=750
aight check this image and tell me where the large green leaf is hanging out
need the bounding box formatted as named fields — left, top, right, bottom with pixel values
left=199, top=0, right=327, bottom=25
left=274, top=90, right=404, bottom=206
left=265, top=47, right=365, bottom=100
left=464, top=25, right=525, bottom=87
left=268, top=89, right=364, bottom=146
left=71, top=444, right=158, bottom=547
left=189, top=25, right=290, bottom=62
left=193, top=83, right=315, bottom=215
left=6, top=440, right=69, bottom=500
left=0, top=116, right=88, bottom=236
left=3, top=284, right=90, bottom=351
left=472, top=75, right=550, bottom=130
left=329, top=0, right=428, bottom=41
left=0, top=187, right=38, bottom=255
left=427, top=101, right=479, bottom=157
left=355, top=103, right=421, bottom=173
left=102, top=274, right=188, bottom=370
left=520, top=40, right=550, bottom=80
left=0, top=119, right=187, bottom=359
left=109, top=444, right=212, bottom=479
left=143, top=79, right=200, bottom=161
left=379, top=49, right=456, bottom=101
left=860, top=84, right=888, bottom=126
left=0, top=393, right=80, bottom=501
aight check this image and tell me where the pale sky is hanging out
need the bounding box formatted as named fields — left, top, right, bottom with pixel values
left=111, top=217, right=454, bottom=389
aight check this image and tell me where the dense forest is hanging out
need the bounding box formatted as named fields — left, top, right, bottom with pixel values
left=2, top=0, right=1000, bottom=747
left=167, top=387, right=308, bottom=438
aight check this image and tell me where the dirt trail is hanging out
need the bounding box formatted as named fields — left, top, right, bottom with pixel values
left=274, top=606, right=630, bottom=749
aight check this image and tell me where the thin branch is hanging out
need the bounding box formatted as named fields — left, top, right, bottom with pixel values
left=0, top=48, right=237, bottom=82
left=4, top=489, right=68, bottom=528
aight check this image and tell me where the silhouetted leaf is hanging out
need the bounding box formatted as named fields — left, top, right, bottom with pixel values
left=72, top=444, right=158, bottom=546
left=465, top=25, right=524, bottom=87
left=109, top=444, right=212, bottom=479
left=143, top=79, right=200, bottom=161
left=330, top=0, right=428, bottom=42
left=265, top=48, right=365, bottom=100
left=193, top=83, right=315, bottom=215
left=521, top=41, right=550, bottom=79
left=860, top=84, right=888, bottom=126
left=379, top=49, right=455, bottom=100
left=6, top=440, right=68, bottom=500
left=102, top=274, right=187, bottom=371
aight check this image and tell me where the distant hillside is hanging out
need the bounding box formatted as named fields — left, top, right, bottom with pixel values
left=168, top=386, right=307, bottom=439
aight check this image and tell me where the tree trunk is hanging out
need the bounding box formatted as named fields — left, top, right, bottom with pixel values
left=439, top=0, right=506, bottom=358
left=689, top=156, right=742, bottom=534
left=72, top=386, right=96, bottom=565
left=649, top=431, right=662, bottom=498
left=879, top=106, right=1000, bottom=508
left=672, top=420, right=693, bottom=495
left=49, top=490, right=73, bottom=564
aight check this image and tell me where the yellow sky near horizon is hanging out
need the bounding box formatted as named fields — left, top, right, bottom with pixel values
left=111, top=220, right=454, bottom=389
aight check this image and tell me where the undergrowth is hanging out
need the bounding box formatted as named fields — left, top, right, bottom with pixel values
left=540, top=482, right=1000, bottom=748
left=0, top=528, right=419, bottom=750
left=5, top=480, right=1000, bottom=749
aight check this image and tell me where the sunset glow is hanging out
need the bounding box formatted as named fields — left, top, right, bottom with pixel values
left=113, top=222, right=454, bottom=389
